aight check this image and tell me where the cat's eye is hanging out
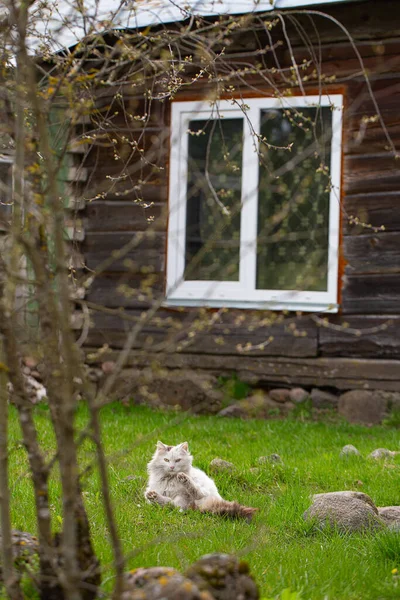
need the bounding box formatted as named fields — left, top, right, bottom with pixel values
left=164, top=458, right=169, bottom=462
left=175, top=459, right=181, bottom=463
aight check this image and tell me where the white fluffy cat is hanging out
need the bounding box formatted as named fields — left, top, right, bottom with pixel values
left=145, top=441, right=257, bottom=522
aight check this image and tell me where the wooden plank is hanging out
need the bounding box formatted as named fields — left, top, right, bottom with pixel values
left=345, top=79, right=400, bottom=118
left=84, top=311, right=318, bottom=357
left=97, top=183, right=168, bottom=203
left=344, top=122, right=400, bottom=156
left=318, top=314, right=400, bottom=358
left=343, top=191, right=400, bottom=234
left=344, top=232, right=400, bottom=274
left=85, top=249, right=164, bottom=273
left=83, top=231, right=166, bottom=252
left=84, top=329, right=317, bottom=357
left=85, top=274, right=164, bottom=308
left=343, top=153, right=400, bottom=195
left=85, top=201, right=167, bottom=232
left=289, top=51, right=400, bottom=82
left=341, top=273, right=400, bottom=314
left=84, top=349, right=400, bottom=391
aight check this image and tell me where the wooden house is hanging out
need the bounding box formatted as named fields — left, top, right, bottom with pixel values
left=65, top=0, right=400, bottom=394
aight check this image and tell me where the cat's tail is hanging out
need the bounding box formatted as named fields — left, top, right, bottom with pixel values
left=197, top=497, right=258, bottom=523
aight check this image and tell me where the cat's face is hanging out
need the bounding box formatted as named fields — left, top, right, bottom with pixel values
left=152, top=441, right=192, bottom=474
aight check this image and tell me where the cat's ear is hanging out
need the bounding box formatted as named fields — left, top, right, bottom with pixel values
left=179, top=442, right=189, bottom=453
left=156, top=441, right=170, bottom=452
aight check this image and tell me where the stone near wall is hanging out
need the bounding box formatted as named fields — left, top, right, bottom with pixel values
left=101, top=361, right=116, bottom=374
left=338, top=390, right=387, bottom=424
left=386, top=392, right=400, bottom=410
left=218, top=391, right=294, bottom=420
left=185, top=553, right=259, bottom=600
left=111, top=368, right=224, bottom=414
left=368, top=448, right=399, bottom=460
left=310, top=389, right=338, bottom=409
left=289, top=387, right=309, bottom=404
left=122, top=567, right=213, bottom=600
left=340, top=445, right=361, bottom=457
left=303, top=491, right=384, bottom=533
left=210, top=458, right=234, bottom=472
left=269, top=388, right=291, bottom=403
left=377, top=507, right=400, bottom=530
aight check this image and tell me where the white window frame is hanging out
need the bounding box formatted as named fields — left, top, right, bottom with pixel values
left=166, top=94, right=343, bottom=313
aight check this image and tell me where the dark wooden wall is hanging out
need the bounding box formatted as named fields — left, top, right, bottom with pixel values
left=78, top=0, right=400, bottom=391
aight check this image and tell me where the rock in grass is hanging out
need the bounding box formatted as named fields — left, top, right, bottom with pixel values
left=258, top=454, right=284, bottom=466
left=377, top=507, right=400, bottom=530
left=210, top=458, right=234, bottom=472
left=185, top=553, right=259, bottom=600
left=303, top=491, right=385, bottom=533
left=340, top=444, right=361, bottom=457
left=0, top=531, right=39, bottom=582
left=368, top=448, right=399, bottom=460
left=122, top=566, right=212, bottom=599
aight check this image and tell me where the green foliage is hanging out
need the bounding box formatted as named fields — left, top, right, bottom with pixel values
left=383, top=408, right=400, bottom=428
left=218, top=373, right=251, bottom=402
left=374, top=530, right=400, bottom=562
left=262, top=589, right=302, bottom=600
left=7, top=403, right=400, bottom=599
left=289, top=398, right=313, bottom=421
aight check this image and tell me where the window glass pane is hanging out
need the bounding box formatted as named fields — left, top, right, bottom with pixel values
left=185, top=118, right=243, bottom=281
left=256, top=106, right=332, bottom=291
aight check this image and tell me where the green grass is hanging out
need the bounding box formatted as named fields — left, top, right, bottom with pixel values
left=7, top=402, right=400, bottom=599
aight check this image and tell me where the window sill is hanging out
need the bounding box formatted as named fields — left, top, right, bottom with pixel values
left=164, top=297, right=339, bottom=313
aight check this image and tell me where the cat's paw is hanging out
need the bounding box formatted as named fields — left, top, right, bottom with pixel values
left=177, top=472, right=190, bottom=484
left=145, top=490, right=159, bottom=503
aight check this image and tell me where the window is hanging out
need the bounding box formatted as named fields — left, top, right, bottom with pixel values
left=166, top=95, right=343, bottom=312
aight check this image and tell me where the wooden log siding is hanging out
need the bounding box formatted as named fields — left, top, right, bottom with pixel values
left=84, top=311, right=319, bottom=357
left=78, top=0, right=400, bottom=389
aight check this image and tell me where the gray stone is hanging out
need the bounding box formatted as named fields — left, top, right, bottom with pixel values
left=118, top=368, right=224, bottom=414
left=289, top=387, right=309, bottom=404
left=185, top=553, right=259, bottom=600
left=269, top=388, right=291, bottom=403
left=86, top=367, right=103, bottom=383
left=374, top=391, right=400, bottom=411
left=377, top=507, right=400, bottom=530
left=303, top=491, right=384, bottom=533
left=218, top=403, right=249, bottom=419
left=311, top=388, right=338, bottom=409
left=101, top=360, right=116, bottom=374
left=340, top=444, right=361, bottom=457
left=368, top=448, right=399, bottom=460
left=122, top=567, right=212, bottom=600
left=210, top=458, right=234, bottom=472
left=217, top=391, right=283, bottom=420
left=338, top=390, right=387, bottom=424
left=258, top=454, right=284, bottom=465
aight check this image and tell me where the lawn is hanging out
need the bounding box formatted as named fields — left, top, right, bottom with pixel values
left=7, top=402, right=400, bottom=599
